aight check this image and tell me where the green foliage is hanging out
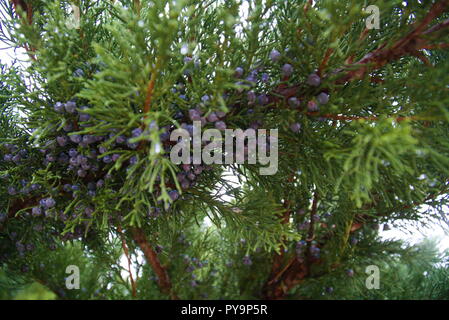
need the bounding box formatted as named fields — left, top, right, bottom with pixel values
left=0, top=0, right=448, bottom=300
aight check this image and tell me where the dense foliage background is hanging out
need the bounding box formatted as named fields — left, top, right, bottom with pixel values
left=1, top=0, right=449, bottom=299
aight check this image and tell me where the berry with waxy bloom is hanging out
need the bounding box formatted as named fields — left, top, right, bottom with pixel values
left=96, top=179, right=104, bottom=188
left=261, top=73, right=269, bottom=82
left=307, top=73, right=321, bottom=87
left=207, top=112, right=219, bottom=123
left=46, top=154, right=55, bottom=162
left=215, top=121, right=226, bottom=131
left=116, top=135, right=126, bottom=144
left=317, top=92, right=329, bottom=104
left=69, top=134, right=82, bottom=144
left=193, top=166, right=203, bottom=175
left=270, top=49, right=281, bottom=62
left=44, top=198, right=56, bottom=208
left=132, top=128, right=143, bottom=138
left=32, top=206, right=42, bottom=217
left=103, top=155, right=112, bottom=163
left=12, top=154, right=21, bottom=164
left=288, top=97, right=300, bottom=108
left=290, top=123, right=301, bottom=133
left=54, top=102, right=65, bottom=113
left=258, top=94, right=269, bottom=105
left=169, top=190, right=180, bottom=201
left=307, top=100, right=319, bottom=112
left=247, top=91, right=256, bottom=104
left=65, top=101, right=77, bottom=113
left=188, top=109, right=201, bottom=121
left=3, top=154, right=13, bottom=161
left=282, top=63, right=294, bottom=77
left=56, top=136, right=68, bottom=147
left=216, top=111, right=226, bottom=118
left=181, top=180, right=190, bottom=189
left=346, top=269, right=354, bottom=277
left=129, top=156, right=138, bottom=165
left=234, top=67, right=244, bottom=78
left=201, top=95, right=210, bottom=103
left=77, top=169, right=87, bottom=178
left=68, top=148, right=78, bottom=158
left=79, top=113, right=90, bottom=122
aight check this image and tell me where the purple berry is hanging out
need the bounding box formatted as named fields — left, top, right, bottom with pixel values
left=188, top=109, right=201, bottom=121
left=112, top=154, right=120, bottom=161
left=258, top=94, right=269, bottom=105
left=181, top=180, right=190, bottom=189
left=247, top=91, right=256, bottom=104
left=127, top=140, right=138, bottom=149
left=132, top=128, right=143, bottom=138
left=288, top=97, right=300, bottom=108
left=307, top=73, right=321, bottom=87
left=103, top=155, right=112, bottom=163
left=96, top=179, right=104, bottom=188
left=193, top=166, right=203, bottom=175
left=68, top=148, right=78, bottom=157
left=206, top=112, right=219, bottom=123
left=56, top=136, right=68, bottom=147
left=290, top=123, right=301, bottom=133
left=3, top=154, right=13, bottom=161
left=32, top=206, right=42, bottom=217
left=83, top=135, right=95, bottom=144
left=346, top=269, right=354, bottom=277
left=69, top=135, right=82, bottom=144
left=215, top=121, right=226, bottom=131
left=65, top=101, right=77, bottom=113
left=12, top=154, right=21, bottom=164
left=77, top=169, right=87, bottom=177
left=317, top=92, right=329, bottom=105
left=44, top=198, right=56, bottom=208
left=187, top=172, right=196, bottom=181
left=216, top=111, right=226, bottom=118
left=116, top=135, right=126, bottom=144
left=282, top=64, right=294, bottom=77
left=201, top=95, right=210, bottom=103
left=307, top=101, right=319, bottom=112
left=168, top=190, right=179, bottom=201
left=261, top=73, right=269, bottom=82
left=129, top=156, right=137, bottom=165
left=234, top=67, right=244, bottom=78
left=79, top=113, right=90, bottom=122
left=54, top=102, right=65, bottom=113
left=270, top=49, right=281, bottom=62
left=45, top=154, right=55, bottom=162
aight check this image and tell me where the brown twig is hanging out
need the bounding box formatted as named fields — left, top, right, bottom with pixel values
left=10, top=0, right=36, bottom=61
left=117, top=225, right=137, bottom=298
left=130, top=227, right=178, bottom=299
left=318, top=48, right=334, bottom=77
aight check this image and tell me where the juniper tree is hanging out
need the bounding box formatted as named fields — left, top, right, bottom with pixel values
left=1, top=0, right=449, bottom=300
